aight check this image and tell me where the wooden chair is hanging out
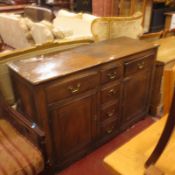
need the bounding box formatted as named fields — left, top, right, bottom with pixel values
left=24, top=5, right=55, bottom=22
left=0, top=35, right=3, bottom=51
left=0, top=92, right=52, bottom=174
left=139, top=31, right=163, bottom=42
left=145, top=87, right=175, bottom=168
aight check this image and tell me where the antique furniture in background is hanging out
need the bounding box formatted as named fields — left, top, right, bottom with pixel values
left=151, top=36, right=175, bottom=115
left=119, top=0, right=147, bottom=16
left=92, top=0, right=148, bottom=17
left=53, top=9, right=97, bottom=42
left=71, top=0, right=92, bottom=12
left=91, top=12, right=143, bottom=42
left=163, top=12, right=175, bottom=37
left=24, top=5, right=55, bottom=22
left=150, top=1, right=175, bottom=33
left=0, top=4, right=25, bottom=13
left=93, top=0, right=119, bottom=16
left=0, top=92, right=47, bottom=174
left=118, top=0, right=175, bottom=33
left=44, top=0, right=73, bottom=10
left=92, top=0, right=152, bottom=33
left=0, top=9, right=95, bottom=48
left=8, top=37, right=158, bottom=171
left=119, top=0, right=153, bottom=33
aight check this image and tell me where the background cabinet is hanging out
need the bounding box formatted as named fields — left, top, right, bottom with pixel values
left=92, top=0, right=153, bottom=32
left=74, top=0, right=92, bottom=12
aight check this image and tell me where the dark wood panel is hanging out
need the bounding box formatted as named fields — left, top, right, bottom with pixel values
left=46, top=71, right=99, bottom=103
left=122, top=69, right=152, bottom=122
left=124, top=53, right=155, bottom=77
left=101, top=62, right=123, bottom=84
left=101, top=83, right=120, bottom=104
left=8, top=37, right=157, bottom=84
left=8, top=37, right=158, bottom=172
left=101, top=102, right=120, bottom=122
left=100, top=119, right=119, bottom=137
left=49, top=93, right=96, bottom=166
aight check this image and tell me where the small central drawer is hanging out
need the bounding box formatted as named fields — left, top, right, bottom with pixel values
left=100, top=119, right=118, bottom=136
left=124, top=54, right=154, bottom=77
left=46, top=71, right=99, bottom=103
left=101, top=102, right=119, bottom=122
left=101, top=63, right=123, bottom=84
left=101, top=84, right=120, bottom=104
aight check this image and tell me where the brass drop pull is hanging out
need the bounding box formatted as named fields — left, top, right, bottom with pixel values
left=107, top=71, right=117, bottom=80
left=106, top=111, right=115, bottom=117
left=137, top=61, right=145, bottom=70
left=68, top=83, right=81, bottom=94
left=93, top=115, right=97, bottom=121
left=108, top=89, right=117, bottom=96
left=106, top=126, right=114, bottom=134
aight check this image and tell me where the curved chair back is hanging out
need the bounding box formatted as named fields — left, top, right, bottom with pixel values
left=145, top=88, right=175, bottom=168
left=24, top=5, right=55, bottom=22
left=91, top=12, right=143, bottom=42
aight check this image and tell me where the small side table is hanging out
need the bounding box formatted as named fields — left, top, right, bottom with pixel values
left=45, top=1, right=73, bottom=11
left=164, top=12, right=175, bottom=37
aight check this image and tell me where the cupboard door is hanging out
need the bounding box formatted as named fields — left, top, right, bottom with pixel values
left=122, top=69, right=151, bottom=123
left=49, top=93, right=97, bottom=165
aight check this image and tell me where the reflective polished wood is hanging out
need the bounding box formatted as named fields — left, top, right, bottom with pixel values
left=8, top=37, right=158, bottom=171
left=8, top=37, right=157, bottom=84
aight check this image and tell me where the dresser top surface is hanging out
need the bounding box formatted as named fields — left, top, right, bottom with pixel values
left=8, top=37, right=157, bottom=84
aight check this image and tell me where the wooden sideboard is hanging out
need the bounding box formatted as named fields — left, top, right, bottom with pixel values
left=8, top=37, right=158, bottom=171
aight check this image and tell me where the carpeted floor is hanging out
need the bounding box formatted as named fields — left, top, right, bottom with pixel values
left=57, top=117, right=154, bottom=175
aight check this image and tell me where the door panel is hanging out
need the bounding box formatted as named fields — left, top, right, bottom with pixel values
left=123, top=69, right=151, bottom=122
left=50, top=94, right=96, bottom=163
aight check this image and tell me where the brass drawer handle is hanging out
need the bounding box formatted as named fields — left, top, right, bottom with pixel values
left=107, top=71, right=117, bottom=80
left=137, top=61, right=145, bottom=70
left=93, top=115, right=97, bottom=121
left=68, top=83, right=81, bottom=94
left=106, top=111, right=115, bottom=117
left=108, top=89, right=117, bottom=96
left=106, top=126, right=114, bottom=134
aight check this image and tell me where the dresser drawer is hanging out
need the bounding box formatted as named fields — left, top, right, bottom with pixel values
left=100, top=119, right=118, bottom=136
left=124, top=54, right=154, bottom=77
left=46, top=71, right=99, bottom=103
left=101, top=84, right=120, bottom=104
left=101, top=63, right=123, bottom=84
left=101, top=102, right=119, bottom=122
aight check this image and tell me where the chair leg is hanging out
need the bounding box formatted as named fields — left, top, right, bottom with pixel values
left=145, top=90, right=175, bottom=167
left=0, top=35, right=4, bottom=51
left=40, top=168, right=55, bottom=175
left=144, top=165, right=164, bottom=175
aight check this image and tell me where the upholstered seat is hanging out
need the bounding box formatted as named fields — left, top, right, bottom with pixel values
left=0, top=118, right=44, bottom=175
left=0, top=13, right=34, bottom=49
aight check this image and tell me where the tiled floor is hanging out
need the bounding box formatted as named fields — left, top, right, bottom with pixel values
left=57, top=117, right=154, bottom=175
